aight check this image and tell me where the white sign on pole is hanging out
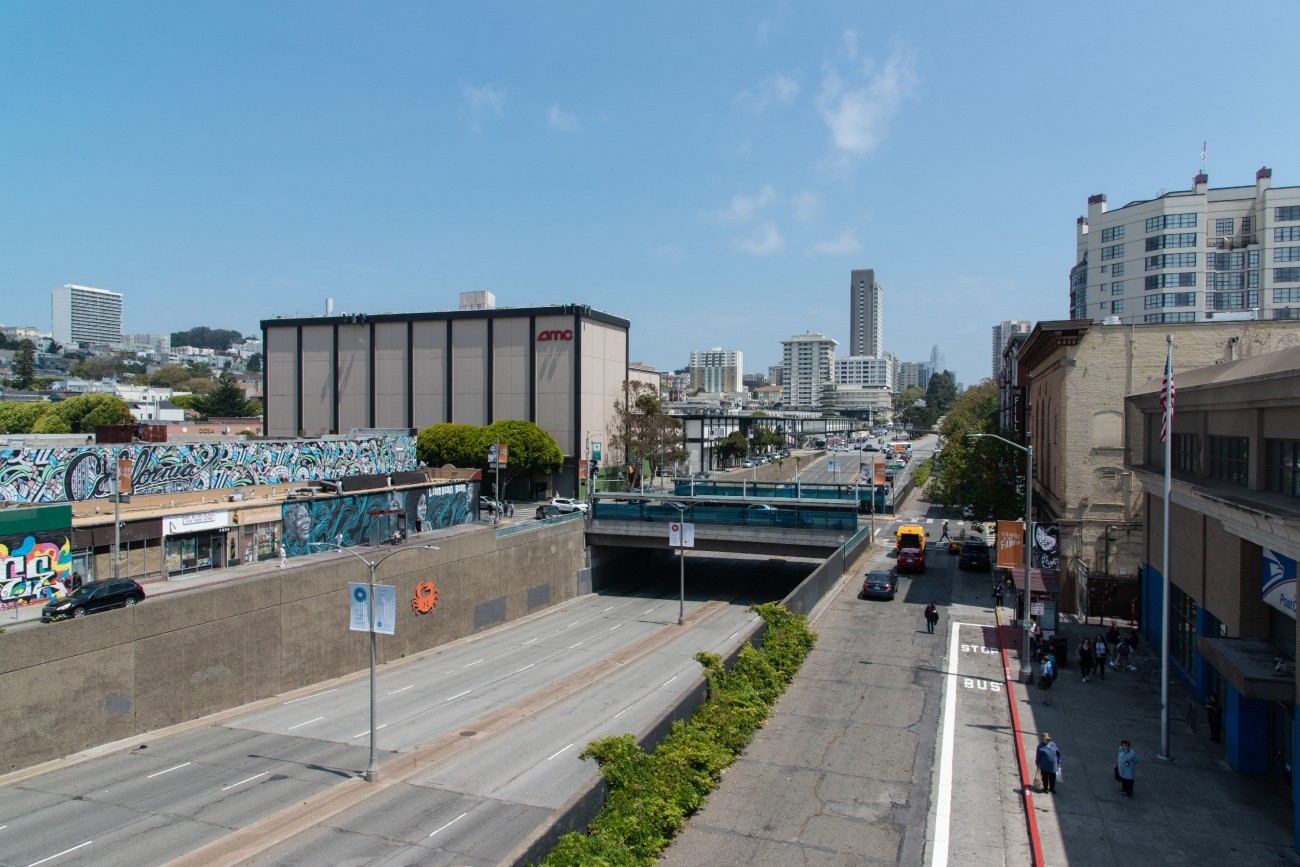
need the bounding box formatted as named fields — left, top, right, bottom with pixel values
left=669, top=522, right=696, bottom=548
left=349, top=582, right=398, bottom=634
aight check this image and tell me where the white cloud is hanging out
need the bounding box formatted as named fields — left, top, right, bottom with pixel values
left=717, top=185, right=776, bottom=223
left=790, top=191, right=820, bottom=223
left=734, top=222, right=784, bottom=255
left=653, top=243, right=683, bottom=259
left=809, top=231, right=860, bottom=255
left=842, top=29, right=859, bottom=60
left=548, top=104, right=579, bottom=132
left=463, top=83, right=506, bottom=131
left=733, top=71, right=801, bottom=113
left=754, top=6, right=792, bottom=46
left=816, top=44, right=917, bottom=158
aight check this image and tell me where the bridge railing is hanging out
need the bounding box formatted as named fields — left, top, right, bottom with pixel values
left=592, top=500, right=857, bottom=532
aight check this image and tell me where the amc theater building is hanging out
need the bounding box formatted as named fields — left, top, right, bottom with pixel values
left=261, top=303, right=630, bottom=498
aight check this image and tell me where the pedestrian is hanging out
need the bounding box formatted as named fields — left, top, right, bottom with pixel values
left=992, top=582, right=1004, bottom=609
left=1205, top=694, right=1223, bottom=743
left=1029, top=616, right=1041, bottom=657
left=924, top=601, right=939, bottom=634
left=1077, top=636, right=1094, bottom=682
left=278, top=544, right=287, bottom=569
left=1106, top=622, right=1121, bottom=646
left=70, top=571, right=83, bottom=591
left=506, top=501, right=514, bottom=517
left=1116, top=739, right=1138, bottom=797
left=940, top=521, right=950, bottom=542
left=1040, top=653, right=1056, bottom=706
left=1115, top=636, right=1134, bottom=671
left=1035, top=733, right=1062, bottom=794
left=1093, top=634, right=1108, bottom=680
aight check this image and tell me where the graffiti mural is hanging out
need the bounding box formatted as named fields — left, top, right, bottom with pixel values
left=281, top=483, right=471, bottom=558
left=1, top=532, right=73, bottom=608
left=0, top=435, right=417, bottom=504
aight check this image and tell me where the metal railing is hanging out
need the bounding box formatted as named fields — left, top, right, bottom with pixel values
left=494, top=510, right=583, bottom=538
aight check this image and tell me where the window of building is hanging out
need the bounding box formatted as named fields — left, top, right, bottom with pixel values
left=1146, top=252, right=1197, bottom=271
left=1143, top=312, right=1196, bottom=323
left=1146, top=232, right=1198, bottom=251
left=1145, top=272, right=1197, bottom=290
left=1250, top=249, right=1260, bottom=267
left=1210, top=436, right=1249, bottom=486
left=1249, top=271, right=1260, bottom=289
left=1265, top=439, right=1300, bottom=498
left=1276, top=247, right=1300, bottom=263
left=1278, top=226, right=1300, bottom=243
left=1210, top=273, right=1246, bottom=290
left=1171, top=433, right=1199, bottom=473
left=1111, top=299, right=1124, bottom=313
left=1111, top=281, right=1125, bottom=295
left=1102, top=225, right=1125, bottom=242
left=1276, top=268, right=1300, bottom=284
left=1243, top=216, right=1253, bottom=234
left=1276, top=206, right=1300, bottom=222
left=1144, top=292, right=1196, bottom=309
left=1100, top=265, right=1108, bottom=274
left=1170, top=584, right=1199, bottom=679
left=1102, top=244, right=1124, bottom=261
left=1209, top=252, right=1246, bottom=271
left=1275, top=288, right=1300, bottom=304
left=1215, top=218, right=1235, bottom=236
left=1113, top=261, right=1125, bottom=276
left=1147, top=213, right=1198, bottom=232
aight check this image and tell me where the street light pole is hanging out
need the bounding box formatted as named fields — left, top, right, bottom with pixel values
left=968, top=432, right=1035, bottom=684
left=310, top=541, right=438, bottom=782
left=669, top=501, right=688, bottom=626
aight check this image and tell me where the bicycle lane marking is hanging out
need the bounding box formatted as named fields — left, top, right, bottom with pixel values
left=932, top=620, right=1030, bottom=867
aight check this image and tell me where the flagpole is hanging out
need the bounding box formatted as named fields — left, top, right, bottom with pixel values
left=1159, top=334, right=1174, bottom=761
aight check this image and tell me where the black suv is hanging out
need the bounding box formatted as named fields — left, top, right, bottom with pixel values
left=958, top=540, right=992, bottom=571
left=41, top=579, right=146, bottom=622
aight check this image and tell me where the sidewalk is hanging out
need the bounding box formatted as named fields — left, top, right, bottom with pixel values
left=1005, top=615, right=1300, bottom=866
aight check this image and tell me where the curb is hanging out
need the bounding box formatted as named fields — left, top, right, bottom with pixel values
left=995, top=608, right=1044, bottom=866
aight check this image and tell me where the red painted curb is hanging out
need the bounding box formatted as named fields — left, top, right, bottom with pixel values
left=995, top=609, right=1045, bottom=867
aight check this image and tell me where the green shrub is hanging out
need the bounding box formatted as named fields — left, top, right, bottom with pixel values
left=537, top=603, right=816, bottom=866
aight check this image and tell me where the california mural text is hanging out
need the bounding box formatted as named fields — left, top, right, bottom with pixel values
left=0, top=435, right=417, bottom=504
left=1, top=533, right=72, bottom=608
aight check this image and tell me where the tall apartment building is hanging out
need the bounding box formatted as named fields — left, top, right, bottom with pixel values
left=780, top=331, right=837, bottom=410
left=51, top=284, right=123, bottom=349
left=992, top=320, right=1032, bottom=379
left=1072, top=166, right=1300, bottom=324
left=849, top=269, right=884, bottom=357
left=898, top=361, right=933, bottom=390
left=687, top=348, right=743, bottom=393
left=835, top=355, right=895, bottom=391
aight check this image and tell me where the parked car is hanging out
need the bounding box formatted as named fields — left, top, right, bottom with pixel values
left=860, top=569, right=898, bottom=600
left=41, top=579, right=145, bottom=622
left=947, top=532, right=982, bottom=555
left=550, top=496, right=589, bottom=514
left=897, top=547, right=926, bottom=573
left=958, top=540, right=992, bottom=571
left=479, top=495, right=500, bottom=513
left=886, top=460, right=906, bottom=471
left=742, top=460, right=755, bottom=468
left=535, top=504, right=564, bottom=520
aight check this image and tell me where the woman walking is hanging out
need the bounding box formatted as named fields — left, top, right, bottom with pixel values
left=924, top=601, right=939, bottom=634
left=1077, top=636, right=1094, bottom=682
left=1093, top=634, right=1108, bottom=680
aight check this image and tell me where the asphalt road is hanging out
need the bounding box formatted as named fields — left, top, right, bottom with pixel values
left=0, top=552, right=814, bottom=867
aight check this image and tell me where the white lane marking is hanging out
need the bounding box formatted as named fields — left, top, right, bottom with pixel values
left=613, top=706, right=632, bottom=718
left=931, top=620, right=964, bottom=867
left=523, top=638, right=538, bottom=645
left=662, top=676, right=677, bottom=687
left=284, top=688, right=338, bottom=705
left=446, top=690, right=472, bottom=702
left=429, top=811, right=468, bottom=838
left=462, top=659, right=484, bottom=668
left=608, top=624, right=622, bottom=631
left=28, top=840, right=93, bottom=866
left=388, top=685, right=414, bottom=695
left=565, top=621, right=580, bottom=628
left=603, top=606, right=615, bottom=612
left=512, top=663, right=535, bottom=674
left=569, top=641, right=584, bottom=649
left=640, top=608, right=655, bottom=617
left=146, top=762, right=192, bottom=779
left=351, top=723, right=388, bottom=740
left=221, top=772, right=268, bottom=791
left=288, top=716, right=324, bottom=730
left=547, top=743, right=574, bottom=761
left=730, top=632, right=740, bottom=640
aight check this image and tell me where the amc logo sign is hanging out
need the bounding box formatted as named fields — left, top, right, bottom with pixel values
left=537, top=329, right=574, bottom=342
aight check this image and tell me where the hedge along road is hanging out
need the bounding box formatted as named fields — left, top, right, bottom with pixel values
left=0, top=553, right=812, bottom=867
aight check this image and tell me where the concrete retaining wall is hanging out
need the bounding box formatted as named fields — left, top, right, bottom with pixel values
left=0, top=521, right=587, bottom=774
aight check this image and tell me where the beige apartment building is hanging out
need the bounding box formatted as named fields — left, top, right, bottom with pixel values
left=1017, top=318, right=1300, bottom=609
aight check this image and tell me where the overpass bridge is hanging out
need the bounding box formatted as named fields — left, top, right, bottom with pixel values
left=586, top=481, right=890, bottom=558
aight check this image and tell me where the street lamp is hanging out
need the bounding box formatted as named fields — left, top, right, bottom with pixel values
left=666, top=501, right=689, bottom=626
left=310, top=541, right=439, bottom=782
left=967, top=432, right=1035, bottom=684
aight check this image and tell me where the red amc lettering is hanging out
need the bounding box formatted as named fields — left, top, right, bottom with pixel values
left=537, top=329, right=574, bottom=342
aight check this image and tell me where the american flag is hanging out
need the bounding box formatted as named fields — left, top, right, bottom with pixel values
left=1160, top=347, right=1175, bottom=442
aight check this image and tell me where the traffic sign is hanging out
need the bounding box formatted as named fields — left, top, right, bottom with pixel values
left=669, top=522, right=695, bottom=548
left=349, top=582, right=397, bottom=634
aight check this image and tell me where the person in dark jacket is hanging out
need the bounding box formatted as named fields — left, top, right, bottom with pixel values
left=1205, top=694, right=1223, bottom=743
left=1035, top=733, right=1061, bottom=794
left=1077, top=637, right=1094, bottom=682
left=924, top=601, right=939, bottom=634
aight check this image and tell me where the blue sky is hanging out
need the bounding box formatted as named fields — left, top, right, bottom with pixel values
left=3, top=2, right=1298, bottom=386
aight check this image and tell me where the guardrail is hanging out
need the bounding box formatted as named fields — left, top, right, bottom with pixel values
left=494, top=510, right=584, bottom=538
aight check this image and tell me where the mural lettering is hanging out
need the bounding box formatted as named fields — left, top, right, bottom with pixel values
left=0, top=533, right=72, bottom=608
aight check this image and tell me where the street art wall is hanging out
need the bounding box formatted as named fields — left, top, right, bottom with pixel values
left=1, top=532, right=73, bottom=609
left=0, top=435, right=417, bottom=504
left=281, top=482, right=472, bottom=557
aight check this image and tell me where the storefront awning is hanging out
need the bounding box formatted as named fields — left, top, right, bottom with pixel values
left=1198, top=636, right=1294, bottom=702
left=1007, top=568, right=1061, bottom=596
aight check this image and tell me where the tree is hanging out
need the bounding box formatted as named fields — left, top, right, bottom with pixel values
left=32, top=394, right=133, bottom=434
left=192, top=372, right=255, bottom=418
left=148, top=365, right=193, bottom=388
left=417, top=423, right=485, bottom=468
left=170, top=327, right=243, bottom=351
left=479, top=420, right=564, bottom=492
left=925, top=370, right=959, bottom=417
left=184, top=360, right=213, bottom=379
left=717, top=431, right=748, bottom=464
left=611, top=381, right=686, bottom=487
left=0, top=402, right=50, bottom=434
left=923, top=380, right=1023, bottom=521
left=68, top=356, right=122, bottom=381
left=12, top=339, right=36, bottom=390
left=245, top=352, right=262, bottom=373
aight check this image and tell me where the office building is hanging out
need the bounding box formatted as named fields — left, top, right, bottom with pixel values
left=898, top=361, right=933, bottom=391
left=992, top=320, right=1032, bottom=380
left=835, top=355, right=895, bottom=391
left=780, top=331, right=837, bottom=410
left=50, top=284, right=123, bottom=349
left=850, top=269, right=884, bottom=357
left=688, top=348, right=743, bottom=394
left=930, top=344, right=946, bottom=374
left=1072, top=166, right=1300, bottom=323
left=261, top=303, right=629, bottom=498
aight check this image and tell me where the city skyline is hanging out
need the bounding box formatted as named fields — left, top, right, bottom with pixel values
left=4, top=3, right=1299, bottom=386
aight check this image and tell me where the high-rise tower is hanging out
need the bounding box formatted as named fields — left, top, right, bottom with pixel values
left=849, top=269, right=884, bottom=357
